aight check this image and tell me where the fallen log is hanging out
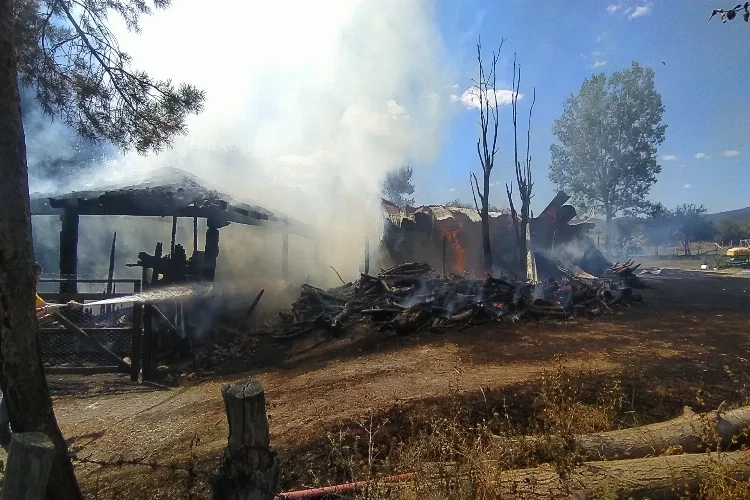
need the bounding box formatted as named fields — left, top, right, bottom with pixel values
left=484, top=450, right=750, bottom=499
left=494, top=405, right=750, bottom=461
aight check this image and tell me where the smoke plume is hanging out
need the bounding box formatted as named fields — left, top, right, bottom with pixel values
left=30, top=0, right=455, bottom=289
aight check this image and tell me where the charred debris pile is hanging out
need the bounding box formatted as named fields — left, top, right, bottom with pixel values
left=271, top=262, right=642, bottom=340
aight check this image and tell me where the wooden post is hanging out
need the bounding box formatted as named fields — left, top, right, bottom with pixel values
left=212, top=379, right=279, bottom=500
left=193, top=216, right=198, bottom=256
left=364, top=238, right=370, bottom=275
left=0, top=432, right=55, bottom=500
left=442, top=235, right=447, bottom=278
left=170, top=216, right=178, bottom=256
left=152, top=242, right=163, bottom=285
left=59, top=208, right=79, bottom=296
left=106, top=231, right=117, bottom=314
left=204, top=225, right=220, bottom=281
left=281, top=218, right=289, bottom=281
left=142, top=304, right=154, bottom=381
left=130, top=280, right=142, bottom=382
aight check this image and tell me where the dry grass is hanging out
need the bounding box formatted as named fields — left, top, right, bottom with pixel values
left=66, top=361, right=750, bottom=499
left=271, top=359, right=750, bottom=499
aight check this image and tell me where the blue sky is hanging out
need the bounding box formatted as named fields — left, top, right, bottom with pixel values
left=412, top=0, right=749, bottom=215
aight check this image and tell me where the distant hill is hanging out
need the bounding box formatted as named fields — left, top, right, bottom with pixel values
left=576, top=207, right=750, bottom=229
left=705, top=206, right=750, bottom=225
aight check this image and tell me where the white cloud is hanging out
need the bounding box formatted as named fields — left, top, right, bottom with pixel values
left=451, top=83, right=459, bottom=90
left=449, top=94, right=459, bottom=102
left=694, top=152, right=710, bottom=159
left=683, top=184, right=692, bottom=189
left=457, top=87, right=522, bottom=109
left=448, top=187, right=456, bottom=192
left=592, top=60, right=608, bottom=68
left=386, top=99, right=405, bottom=116
left=427, top=93, right=440, bottom=100
left=723, top=150, right=741, bottom=157
left=592, top=51, right=602, bottom=57
left=606, top=4, right=619, bottom=13
left=661, top=154, right=678, bottom=161
left=628, top=3, right=652, bottom=19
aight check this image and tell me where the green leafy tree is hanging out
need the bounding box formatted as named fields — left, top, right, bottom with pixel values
left=642, top=202, right=676, bottom=255
left=549, top=62, right=666, bottom=248
left=0, top=2, right=204, bottom=498
left=673, top=204, right=715, bottom=256
left=715, top=219, right=750, bottom=243
left=382, top=165, right=415, bottom=206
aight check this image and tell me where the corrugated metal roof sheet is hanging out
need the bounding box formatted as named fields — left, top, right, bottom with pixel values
left=381, top=200, right=511, bottom=226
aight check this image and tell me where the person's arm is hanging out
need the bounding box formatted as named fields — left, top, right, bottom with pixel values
left=36, top=295, right=82, bottom=318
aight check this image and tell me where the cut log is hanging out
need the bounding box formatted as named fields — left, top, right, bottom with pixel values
left=0, top=432, right=56, bottom=500
left=468, top=450, right=750, bottom=499
left=212, top=379, right=279, bottom=500
left=406, top=451, right=750, bottom=499
left=495, top=405, right=750, bottom=461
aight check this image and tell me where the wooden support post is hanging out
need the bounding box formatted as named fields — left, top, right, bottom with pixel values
left=106, top=231, right=117, bottom=314
left=142, top=304, right=154, bottom=381
left=170, top=216, right=178, bottom=256
left=0, top=432, right=55, bottom=500
left=59, top=208, right=79, bottom=296
left=130, top=281, right=142, bottom=382
left=152, top=242, right=163, bottom=285
left=204, top=225, right=220, bottom=281
left=364, top=238, right=370, bottom=275
left=211, top=379, right=279, bottom=500
left=141, top=266, right=149, bottom=292
left=442, top=235, right=447, bottom=278
left=281, top=218, right=289, bottom=281
left=193, top=216, right=198, bottom=256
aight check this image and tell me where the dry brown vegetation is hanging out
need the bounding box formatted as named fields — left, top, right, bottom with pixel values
left=29, top=268, right=750, bottom=498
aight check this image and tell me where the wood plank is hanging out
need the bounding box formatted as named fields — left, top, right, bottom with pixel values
left=39, top=278, right=140, bottom=284
left=44, top=366, right=121, bottom=375
left=39, top=327, right=133, bottom=334
left=142, top=305, right=154, bottom=380
left=40, top=293, right=133, bottom=302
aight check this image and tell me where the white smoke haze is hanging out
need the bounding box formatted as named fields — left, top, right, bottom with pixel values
left=30, top=0, right=456, bottom=289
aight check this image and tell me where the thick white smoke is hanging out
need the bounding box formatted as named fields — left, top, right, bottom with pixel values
left=34, top=0, right=455, bottom=287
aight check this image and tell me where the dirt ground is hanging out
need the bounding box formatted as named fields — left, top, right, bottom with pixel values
left=40, top=268, right=750, bottom=497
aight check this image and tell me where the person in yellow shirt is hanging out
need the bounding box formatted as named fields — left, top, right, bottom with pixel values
left=34, top=262, right=82, bottom=318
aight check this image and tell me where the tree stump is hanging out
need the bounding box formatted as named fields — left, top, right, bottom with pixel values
left=212, top=379, right=279, bottom=500
left=0, top=432, right=56, bottom=500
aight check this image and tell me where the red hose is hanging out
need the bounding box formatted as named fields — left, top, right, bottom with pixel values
left=274, top=473, right=414, bottom=499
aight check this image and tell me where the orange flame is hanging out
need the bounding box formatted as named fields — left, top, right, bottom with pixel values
left=443, top=229, right=466, bottom=273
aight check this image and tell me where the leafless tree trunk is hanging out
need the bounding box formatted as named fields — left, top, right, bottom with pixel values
left=0, top=1, right=82, bottom=498
left=506, top=56, right=536, bottom=279
left=471, top=37, right=504, bottom=274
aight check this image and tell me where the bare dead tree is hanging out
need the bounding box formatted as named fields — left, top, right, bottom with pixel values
left=470, top=37, right=505, bottom=273
left=709, top=3, right=749, bottom=22
left=506, top=55, right=536, bottom=279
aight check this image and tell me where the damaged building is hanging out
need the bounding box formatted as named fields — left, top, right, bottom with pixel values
left=380, top=192, right=612, bottom=280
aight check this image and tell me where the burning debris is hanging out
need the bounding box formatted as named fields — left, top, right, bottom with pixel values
left=271, top=262, right=642, bottom=339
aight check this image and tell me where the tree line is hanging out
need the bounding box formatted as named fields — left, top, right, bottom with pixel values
left=610, top=204, right=750, bottom=257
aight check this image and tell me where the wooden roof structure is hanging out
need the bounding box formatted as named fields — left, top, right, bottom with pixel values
left=30, top=167, right=314, bottom=239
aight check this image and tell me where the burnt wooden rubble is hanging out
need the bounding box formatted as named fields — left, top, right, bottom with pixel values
left=272, top=261, right=642, bottom=339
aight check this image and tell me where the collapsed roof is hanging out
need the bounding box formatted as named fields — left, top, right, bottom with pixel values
left=380, top=192, right=608, bottom=278
left=30, top=167, right=314, bottom=239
